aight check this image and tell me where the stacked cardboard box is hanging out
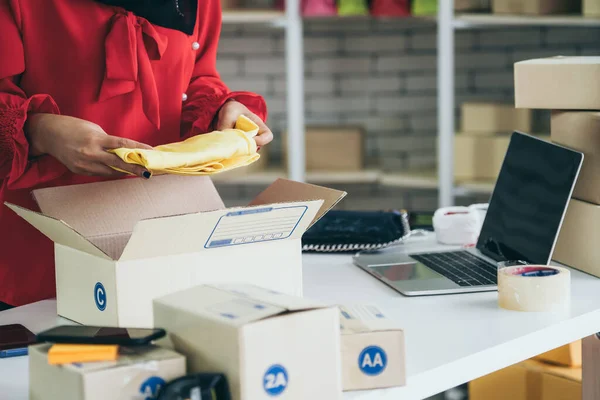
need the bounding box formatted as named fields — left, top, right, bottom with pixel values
left=455, top=102, right=534, bottom=181
left=515, top=56, right=600, bottom=279
left=470, top=359, right=582, bottom=400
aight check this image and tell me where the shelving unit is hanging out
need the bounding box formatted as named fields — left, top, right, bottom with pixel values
left=437, top=3, right=600, bottom=207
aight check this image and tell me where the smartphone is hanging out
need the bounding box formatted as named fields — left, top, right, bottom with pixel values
left=36, top=326, right=166, bottom=346
left=0, top=324, right=37, bottom=358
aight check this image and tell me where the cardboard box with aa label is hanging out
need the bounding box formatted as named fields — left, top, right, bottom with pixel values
left=339, top=305, right=406, bottom=391
left=29, top=344, right=185, bottom=400
left=5, top=175, right=345, bottom=328
left=153, top=284, right=343, bottom=400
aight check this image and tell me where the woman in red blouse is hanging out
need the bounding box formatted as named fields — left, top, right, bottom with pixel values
left=0, top=0, right=272, bottom=309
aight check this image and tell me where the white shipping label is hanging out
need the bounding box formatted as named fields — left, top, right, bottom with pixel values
left=204, top=206, right=308, bottom=249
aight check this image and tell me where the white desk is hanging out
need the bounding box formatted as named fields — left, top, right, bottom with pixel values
left=3, top=237, right=600, bottom=400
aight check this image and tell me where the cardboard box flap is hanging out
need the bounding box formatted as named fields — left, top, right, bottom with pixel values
left=248, top=179, right=346, bottom=229
left=155, top=284, right=327, bottom=327
left=338, top=305, right=402, bottom=334
left=4, top=203, right=111, bottom=260
left=31, top=175, right=225, bottom=258
left=119, top=200, right=324, bottom=261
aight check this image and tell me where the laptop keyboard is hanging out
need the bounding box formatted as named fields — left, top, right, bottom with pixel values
left=411, top=251, right=498, bottom=286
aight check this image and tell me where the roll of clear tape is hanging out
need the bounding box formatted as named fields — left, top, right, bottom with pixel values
left=433, top=206, right=480, bottom=245
left=498, top=266, right=570, bottom=312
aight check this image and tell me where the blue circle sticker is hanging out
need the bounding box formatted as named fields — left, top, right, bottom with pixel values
left=139, top=376, right=166, bottom=400
left=94, top=282, right=106, bottom=311
left=358, top=346, right=387, bottom=376
left=263, top=364, right=288, bottom=396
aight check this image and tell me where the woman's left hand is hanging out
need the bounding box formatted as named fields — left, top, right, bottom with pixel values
left=215, top=100, right=273, bottom=147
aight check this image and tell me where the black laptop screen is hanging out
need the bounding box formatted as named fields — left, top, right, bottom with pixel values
left=476, top=132, right=582, bottom=265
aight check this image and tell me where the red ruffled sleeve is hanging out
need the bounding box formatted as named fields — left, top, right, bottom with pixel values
left=180, top=0, right=267, bottom=138
left=0, top=0, right=65, bottom=190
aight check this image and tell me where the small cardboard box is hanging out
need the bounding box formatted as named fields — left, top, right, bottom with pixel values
left=553, top=198, right=600, bottom=278
left=153, top=284, right=343, bottom=400
left=29, top=344, right=185, bottom=400
left=5, top=175, right=345, bottom=328
left=470, top=359, right=581, bottom=400
left=284, top=126, right=365, bottom=171
left=492, top=0, right=581, bottom=14
left=515, top=57, right=600, bottom=110
left=584, top=0, right=600, bottom=16
left=534, top=341, right=582, bottom=367
left=551, top=111, right=600, bottom=205
left=454, top=134, right=511, bottom=181
left=461, top=102, right=532, bottom=135
left=339, top=305, right=405, bottom=391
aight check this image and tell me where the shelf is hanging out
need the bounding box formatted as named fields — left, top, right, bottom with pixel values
left=222, top=10, right=286, bottom=25
left=453, top=13, right=600, bottom=29
left=381, top=171, right=495, bottom=195
left=212, top=169, right=381, bottom=185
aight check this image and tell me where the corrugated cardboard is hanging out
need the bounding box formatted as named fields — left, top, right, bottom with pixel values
left=461, top=102, right=532, bottom=134
left=492, top=0, right=581, bottom=14
left=470, top=359, right=582, bottom=400
left=454, top=134, right=511, bottom=181
left=515, top=57, right=600, bottom=110
left=339, top=305, right=405, bottom=391
left=553, top=199, right=600, bottom=278
left=5, top=175, right=346, bottom=328
left=29, top=344, right=185, bottom=400
left=283, top=126, right=365, bottom=171
left=535, top=341, right=582, bottom=367
left=153, top=284, right=342, bottom=400
left=584, top=0, right=600, bottom=16
left=551, top=111, right=600, bottom=205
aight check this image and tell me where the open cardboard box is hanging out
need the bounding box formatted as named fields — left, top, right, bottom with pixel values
left=6, top=175, right=345, bottom=328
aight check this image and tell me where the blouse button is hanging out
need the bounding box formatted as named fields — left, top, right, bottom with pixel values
left=192, top=42, right=200, bottom=51
left=182, top=93, right=188, bottom=102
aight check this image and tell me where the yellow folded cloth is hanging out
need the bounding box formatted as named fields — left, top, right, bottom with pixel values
left=47, top=344, right=119, bottom=365
left=110, top=115, right=260, bottom=176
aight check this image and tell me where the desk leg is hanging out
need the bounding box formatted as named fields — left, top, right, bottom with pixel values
left=583, top=334, right=600, bottom=400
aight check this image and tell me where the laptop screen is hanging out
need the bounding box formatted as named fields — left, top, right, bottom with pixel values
left=476, top=132, right=583, bottom=265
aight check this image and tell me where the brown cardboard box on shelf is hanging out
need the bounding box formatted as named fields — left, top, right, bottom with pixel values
left=551, top=111, right=600, bottom=204
left=5, top=175, right=345, bottom=328
left=455, top=0, right=491, bottom=11
left=339, top=305, right=405, bottom=391
left=534, top=341, right=582, bottom=367
left=283, top=126, right=365, bottom=172
left=492, top=0, right=581, bottom=14
left=470, top=359, right=582, bottom=400
left=553, top=199, right=600, bottom=278
left=515, top=57, right=600, bottom=110
left=584, top=0, right=600, bottom=16
left=454, top=134, right=511, bottom=181
left=461, top=102, right=532, bottom=134
left=29, top=344, right=185, bottom=400
left=154, top=284, right=342, bottom=400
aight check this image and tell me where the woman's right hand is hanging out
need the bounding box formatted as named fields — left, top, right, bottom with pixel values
left=25, top=114, right=152, bottom=178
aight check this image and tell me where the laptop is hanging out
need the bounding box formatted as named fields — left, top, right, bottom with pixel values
left=353, top=132, right=584, bottom=296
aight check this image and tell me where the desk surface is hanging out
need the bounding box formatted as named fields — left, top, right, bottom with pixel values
left=2, top=236, right=600, bottom=400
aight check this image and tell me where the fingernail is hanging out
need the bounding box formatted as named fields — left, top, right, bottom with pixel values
left=142, top=171, right=151, bottom=179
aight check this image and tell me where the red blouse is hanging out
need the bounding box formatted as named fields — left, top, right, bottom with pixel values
left=0, top=0, right=267, bottom=306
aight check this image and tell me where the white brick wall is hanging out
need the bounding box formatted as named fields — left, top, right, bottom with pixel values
left=217, top=22, right=600, bottom=171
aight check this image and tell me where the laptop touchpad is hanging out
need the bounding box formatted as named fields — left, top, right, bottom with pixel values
left=371, top=263, right=443, bottom=281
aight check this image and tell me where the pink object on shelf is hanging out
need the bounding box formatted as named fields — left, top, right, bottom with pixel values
left=371, top=0, right=411, bottom=16
left=275, top=0, right=338, bottom=16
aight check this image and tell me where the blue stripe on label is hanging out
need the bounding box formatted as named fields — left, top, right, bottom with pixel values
left=221, top=313, right=237, bottom=319
left=341, top=311, right=352, bottom=319
left=208, top=239, right=233, bottom=248
left=227, top=208, right=273, bottom=217
left=376, top=313, right=385, bottom=318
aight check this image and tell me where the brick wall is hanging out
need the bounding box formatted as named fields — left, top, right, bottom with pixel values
left=217, top=20, right=600, bottom=173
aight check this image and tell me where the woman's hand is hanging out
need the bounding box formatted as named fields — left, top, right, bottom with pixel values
left=26, top=114, right=152, bottom=178
left=215, top=100, right=273, bottom=147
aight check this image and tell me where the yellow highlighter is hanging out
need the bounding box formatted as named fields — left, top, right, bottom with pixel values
left=47, top=344, right=119, bottom=365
